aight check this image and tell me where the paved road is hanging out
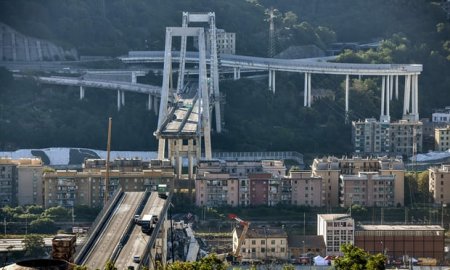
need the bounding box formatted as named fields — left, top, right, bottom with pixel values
left=83, top=192, right=144, bottom=270
left=115, top=192, right=166, bottom=269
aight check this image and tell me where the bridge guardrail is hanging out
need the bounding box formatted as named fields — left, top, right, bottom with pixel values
left=110, top=189, right=151, bottom=263
left=74, top=187, right=124, bottom=264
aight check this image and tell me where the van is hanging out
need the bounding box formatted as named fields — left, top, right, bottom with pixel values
left=133, top=255, right=140, bottom=263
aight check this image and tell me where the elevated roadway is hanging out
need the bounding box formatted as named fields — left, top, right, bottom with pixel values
left=82, top=192, right=145, bottom=270
left=120, top=51, right=422, bottom=76
left=114, top=192, right=167, bottom=269
left=33, top=75, right=161, bottom=96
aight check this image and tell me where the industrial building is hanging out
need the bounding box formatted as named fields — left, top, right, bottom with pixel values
left=354, top=225, right=445, bottom=263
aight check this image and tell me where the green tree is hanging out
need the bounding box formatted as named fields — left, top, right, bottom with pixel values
left=23, top=234, right=46, bottom=258
left=43, top=206, right=71, bottom=221
left=334, top=243, right=385, bottom=270
left=167, top=254, right=227, bottom=270
left=104, top=260, right=117, bottom=270
left=29, top=217, right=57, bottom=234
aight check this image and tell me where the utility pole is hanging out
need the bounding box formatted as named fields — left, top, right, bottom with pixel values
left=104, top=117, right=112, bottom=206
left=3, top=218, right=6, bottom=236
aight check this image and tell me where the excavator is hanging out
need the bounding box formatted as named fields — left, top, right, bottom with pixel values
left=217, top=214, right=250, bottom=263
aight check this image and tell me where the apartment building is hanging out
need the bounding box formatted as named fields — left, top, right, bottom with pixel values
left=351, top=118, right=423, bottom=157
left=0, top=157, right=44, bottom=207
left=352, top=118, right=390, bottom=154
left=340, top=172, right=396, bottom=207
left=43, top=159, right=174, bottom=208
left=288, top=170, right=322, bottom=207
left=432, top=106, right=450, bottom=123
left=233, top=226, right=288, bottom=262
left=195, top=160, right=286, bottom=207
left=429, top=164, right=450, bottom=205
left=434, top=125, right=450, bottom=151
left=312, top=156, right=405, bottom=207
left=207, top=29, right=236, bottom=55
left=17, top=158, right=44, bottom=205
left=354, top=225, right=445, bottom=263
left=390, top=119, right=423, bottom=157
left=317, top=214, right=354, bottom=256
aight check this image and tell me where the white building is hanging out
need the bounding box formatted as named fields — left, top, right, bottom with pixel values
left=432, top=107, right=450, bottom=123
left=317, top=214, right=354, bottom=256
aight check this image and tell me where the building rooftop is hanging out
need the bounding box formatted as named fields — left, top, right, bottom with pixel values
left=357, top=225, right=444, bottom=231
left=235, top=226, right=287, bottom=238
left=287, top=235, right=326, bottom=249
left=318, top=214, right=352, bottom=221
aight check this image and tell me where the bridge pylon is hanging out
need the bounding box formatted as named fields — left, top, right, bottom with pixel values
left=155, top=26, right=212, bottom=178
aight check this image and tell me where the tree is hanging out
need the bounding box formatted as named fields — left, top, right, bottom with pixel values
left=43, top=206, right=71, bottom=221
left=23, top=234, right=46, bottom=259
left=29, top=217, right=57, bottom=234
left=334, top=243, right=386, bottom=270
left=166, top=254, right=227, bottom=270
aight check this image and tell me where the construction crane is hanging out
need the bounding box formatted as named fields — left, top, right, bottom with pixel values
left=228, top=214, right=250, bottom=260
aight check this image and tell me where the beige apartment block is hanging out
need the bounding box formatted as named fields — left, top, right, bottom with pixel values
left=434, top=126, right=450, bottom=151
left=195, top=171, right=239, bottom=207
left=0, top=157, right=44, bottom=206
left=43, top=161, right=174, bottom=208
left=317, top=214, right=354, bottom=256
left=17, top=158, right=44, bottom=205
left=340, top=172, right=396, bottom=207
left=429, top=164, right=450, bottom=205
left=288, top=170, right=322, bottom=207
left=233, top=227, right=288, bottom=262
left=312, top=156, right=405, bottom=207
left=389, top=119, right=423, bottom=156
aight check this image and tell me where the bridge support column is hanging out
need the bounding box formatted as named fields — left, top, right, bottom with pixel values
left=345, top=74, right=349, bottom=115
left=268, top=70, right=276, bottom=93
left=188, top=139, right=194, bottom=180
left=131, top=72, right=137, bottom=84
left=121, top=91, right=125, bottom=106
left=117, top=90, right=121, bottom=111
left=148, top=94, right=153, bottom=111
left=386, top=76, right=390, bottom=118
left=175, top=139, right=182, bottom=177
left=233, top=67, right=239, bottom=80
left=158, top=138, right=166, bottom=159
left=154, top=97, right=159, bottom=115
left=79, top=86, right=85, bottom=100
left=304, top=73, right=308, bottom=106
left=381, top=76, right=385, bottom=120
left=403, top=75, right=411, bottom=115
left=412, top=74, right=419, bottom=120
left=395, top=75, right=399, bottom=100
left=308, top=73, right=312, bottom=107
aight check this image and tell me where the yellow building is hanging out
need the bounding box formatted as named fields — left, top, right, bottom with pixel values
left=434, top=126, right=450, bottom=151
left=429, top=164, right=450, bottom=205
left=233, top=226, right=288, bottom=262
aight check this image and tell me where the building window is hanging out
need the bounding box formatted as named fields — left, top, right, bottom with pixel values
left=271, top=240, right=275, bottom=245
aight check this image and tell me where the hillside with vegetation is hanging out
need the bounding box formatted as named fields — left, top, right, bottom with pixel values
left=0, top=0, right=449, bottom=157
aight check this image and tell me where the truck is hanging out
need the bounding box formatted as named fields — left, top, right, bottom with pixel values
left=135, top=214, right=158, bottom=235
